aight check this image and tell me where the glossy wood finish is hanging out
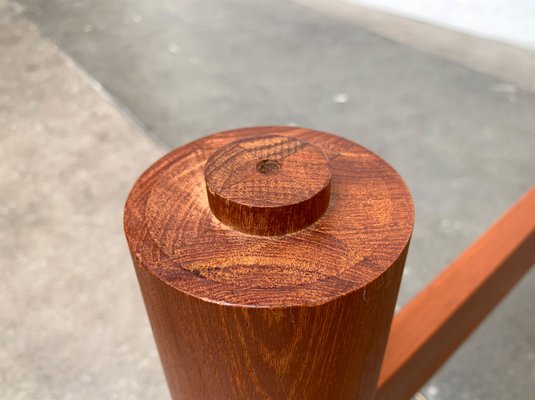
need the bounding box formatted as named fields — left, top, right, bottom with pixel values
left=205, top=135, right=331, bottom=235
left=377, top=185, right=535, bottom=400
left=124, top=126, right=414, bottom=399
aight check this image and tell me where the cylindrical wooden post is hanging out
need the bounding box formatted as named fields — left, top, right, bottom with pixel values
left=124, top=126, right=414, bottom=399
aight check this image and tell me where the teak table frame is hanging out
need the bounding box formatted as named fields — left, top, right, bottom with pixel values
left=124, top=126, right=535, bottom=400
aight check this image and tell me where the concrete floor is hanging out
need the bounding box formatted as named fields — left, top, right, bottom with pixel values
left=0, top=2, right=167, bottom=399
left=2, top=0, right=535, bottom=399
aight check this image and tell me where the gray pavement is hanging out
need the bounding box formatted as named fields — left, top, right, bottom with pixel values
left=2, top=0, right=535, bottom=399
left=0, top=3, right=167, bottom=399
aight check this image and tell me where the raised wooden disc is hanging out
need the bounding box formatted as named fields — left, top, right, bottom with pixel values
left=205, top=135, right=331, bottom=235
left=124, top=126, right=414, bottom=307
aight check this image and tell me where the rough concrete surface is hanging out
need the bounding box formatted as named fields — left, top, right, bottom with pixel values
left=2, top=0, right=535, bottom=399
left=295, top=0, right=535, bottom=93
left=0, top=3, right=168, bottom=399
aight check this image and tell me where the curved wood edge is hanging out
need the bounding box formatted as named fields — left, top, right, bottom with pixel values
left=377, top=185, right=535, bottom=400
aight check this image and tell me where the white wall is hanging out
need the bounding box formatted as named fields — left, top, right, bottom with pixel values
left=342, top=0, right=535, bottom=51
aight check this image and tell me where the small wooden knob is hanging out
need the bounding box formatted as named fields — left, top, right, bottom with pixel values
left=204, top=135, right=331, bottom=235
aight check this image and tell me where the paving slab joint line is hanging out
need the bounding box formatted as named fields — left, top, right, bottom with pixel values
left=293, top=0, right=535, bottom=95
left=7, top=0, right=168, bottom=151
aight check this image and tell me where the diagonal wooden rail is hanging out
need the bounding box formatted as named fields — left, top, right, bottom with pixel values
left=377, top=185, right=535, bottom=400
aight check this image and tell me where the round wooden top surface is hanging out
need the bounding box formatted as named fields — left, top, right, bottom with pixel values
left=124, top=127, right=414, bottom=307
left=204, top=135, right=332, bottom=235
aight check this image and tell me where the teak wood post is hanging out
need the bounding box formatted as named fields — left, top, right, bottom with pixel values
left=124, top=127, right=414, bottom=399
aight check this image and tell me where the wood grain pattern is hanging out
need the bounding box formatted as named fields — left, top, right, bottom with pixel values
left=377, top=185, right=535, bottom=400
left=205, top=135, right=331, bottom=235
left=124, top=126, right=414, bottom=399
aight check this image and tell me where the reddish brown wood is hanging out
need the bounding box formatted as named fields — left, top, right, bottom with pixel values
left=377, top=185, right=535, bottom=400
left=205, top=135, right=331, bottom=235
left=124, top=126, right=414, bottom=399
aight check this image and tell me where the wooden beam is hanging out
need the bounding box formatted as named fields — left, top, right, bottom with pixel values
left=377, top=185, right=535, bottom=400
